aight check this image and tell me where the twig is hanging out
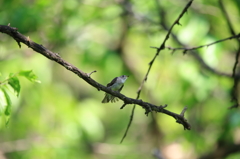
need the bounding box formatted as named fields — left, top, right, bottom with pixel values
left=154, top=0, right=234, bottom=78
left=120, top=105, right=136, bottom=143
left=219, top=0, right=240, bottom=108
left=0, top=25, right=191, bottom=130
left=138, top=0, right=193, bottom=96
left=120, top=0, right=193, bottom=143
left=231, top=45, right=240, bottom=106
left=87, top=70, right=97, bottom=77
left=150, top=34, right=240, bottom=53
left=120, top=103, right=127, bottom=109
left=120, top=0, right=235, bottom=79
left=176, top=107, right=191, bottom=130
left=219, top=0, right=236, bottom=36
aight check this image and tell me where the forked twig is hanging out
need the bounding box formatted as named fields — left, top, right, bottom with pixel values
left=150, top=34, right=240, bottom=53
left=120, top=0, right=193, bottom=143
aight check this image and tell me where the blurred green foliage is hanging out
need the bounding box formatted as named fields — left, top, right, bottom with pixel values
left=0, top=0, right=240, bottom=159
left=0, top=70, right=40, bottom=127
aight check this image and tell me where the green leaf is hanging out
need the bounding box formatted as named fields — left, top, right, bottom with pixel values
left=0, top=88, right=12, bottom=127
left=19, top=70, right=41, bottom=83
left=2, top=88, right=11, bottom=116
left=0, top=89, right=6, bottom=115
left=5, top=117, right=10, bottom=127
left=8, top=74, right=21, bottom=97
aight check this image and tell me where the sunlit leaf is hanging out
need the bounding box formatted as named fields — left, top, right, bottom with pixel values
left=0, top=88, right=11, bottom=127
left=2, top=88, right=11, bottom=127
left=8, top=74, right=20, bottom=97
left=0, top=89, right=7, bottom=115
left=2, top=88, right=11, bottom=116
left=5, top=117, right=10, bottom=127
left=19, top=70, right=41, bottom=83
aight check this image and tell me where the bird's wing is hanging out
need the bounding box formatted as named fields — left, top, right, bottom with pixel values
left=106, top=77, right=118, bottom=87
left=118, top=84, right=124, bottom=92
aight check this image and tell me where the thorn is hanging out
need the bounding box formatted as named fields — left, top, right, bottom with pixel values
left=160, top=44, right=165, bottom=50
left=145, top=111, right=149, bottom=116
left=150, top=46, right=159, bottom=49
left=175, top=20, right=181, bottom=26
left=144, top=104, right=152, bottom=116
left=17, top=41, right=21, bottom=48
left=87, top=70, right=97, bottom=77
left=180, top=107, right=187, bottom=117
left=160, top=104, right=167, bottom=109
left=120, top=103, right=127, bottom=109
left=148, top=60, right=153, bottom=65
left=144, top=76, right=148, bottom=81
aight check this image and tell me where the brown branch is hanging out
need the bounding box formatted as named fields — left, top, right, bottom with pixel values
left=111, top=0, right=144, bottom=143
left=219, top=0, right=240, bottom=108
left=151, top=34, right=240, bottom=52
left=151, top=33, right=240, bottom=80
left=133, top=0, right=193, bottom=110
left=121, top=0, right=233, bottom=79
left=135, top=0, right=193, bottom=127
left=119, top=0, right=193, bottom=142
left=231, top=45, right=240, bottom=107
left=120, top=104, right=136, bottom=143
left=218, top=0, right=236, bottom=36
left=118, top=0, right=235, bottom=80
left=87, top=70, right=97, bottom=78
left=153, top=0, right=234, bottom=79
left=0, top=25, right=191, bottom=130
left=137, top=0, right=193, bottom=94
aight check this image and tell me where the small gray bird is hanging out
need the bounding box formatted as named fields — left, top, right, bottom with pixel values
left=102, top=75, right=129, bottom=103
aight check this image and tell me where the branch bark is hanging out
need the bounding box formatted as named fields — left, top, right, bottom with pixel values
left=0, top=25, right=191, bottom=130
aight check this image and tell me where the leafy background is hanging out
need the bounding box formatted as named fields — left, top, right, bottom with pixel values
left=0, top=0, right=240, bottom=159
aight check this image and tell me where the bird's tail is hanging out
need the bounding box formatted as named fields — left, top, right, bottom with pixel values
left=102, top=94, right=110, bottom=103
left=102, top=94, right=118, bottom=103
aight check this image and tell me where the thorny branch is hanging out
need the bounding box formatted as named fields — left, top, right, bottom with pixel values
left=0, top=25, right=191, bottom=131
left=154, top=1, right=240, bottom=109
left=151, top=34, right=240, bottom=53
left=219, top=0, right=240, bottom=108
left=119, top=0, right=194, bottom=143
left=137, top=0, right=193, bottom=100
left=126, top=0, right=234, bottom=79
left=153, top=0, right=237, bottom=80
left=120, top=104, right=136, bottom=143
